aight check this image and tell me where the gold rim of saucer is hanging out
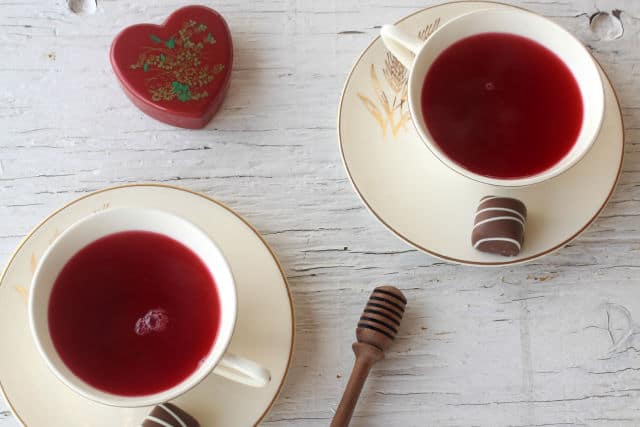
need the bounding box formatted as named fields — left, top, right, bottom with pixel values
left=337, top=0, right=624, bottom=266
left=0, top=183, right=295, bottom=427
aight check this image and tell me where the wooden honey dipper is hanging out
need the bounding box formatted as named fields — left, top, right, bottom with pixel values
left=330, top=285, right=407, bottom=427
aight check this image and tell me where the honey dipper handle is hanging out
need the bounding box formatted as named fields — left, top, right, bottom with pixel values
left=330, top=342, right=384, bottom=427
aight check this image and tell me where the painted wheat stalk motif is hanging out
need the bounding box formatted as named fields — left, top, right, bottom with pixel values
left=418, top=17, right=441, bottom=41
left=357, top=18, right=440, bottom=138
left=383, top=52, right=407, bottom=94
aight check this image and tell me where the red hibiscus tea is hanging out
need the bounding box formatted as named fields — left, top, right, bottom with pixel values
left=421, top=33, right=584, bottom=179
left=48, top=231, right=221, bottom=396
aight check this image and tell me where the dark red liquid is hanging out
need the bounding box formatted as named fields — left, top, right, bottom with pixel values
left=48, top=231, right=220, bottom=396
left=421, top=33, right=583, bottom=179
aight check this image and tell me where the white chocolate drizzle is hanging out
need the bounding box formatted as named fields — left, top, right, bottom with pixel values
left=143, top=415, right=174, bottom=427
left=159, top=404, right=188, bottom=427
left=475, top=207, right=525, bottom=222
left=473, top=237, right=521, bottom=250
left=472, top=215, right=525, bottom=231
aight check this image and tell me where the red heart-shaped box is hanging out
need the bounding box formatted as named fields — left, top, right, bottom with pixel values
left=110, top=5, right=233, bottom=129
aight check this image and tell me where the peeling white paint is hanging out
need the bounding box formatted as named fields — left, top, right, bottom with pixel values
left=67, top=0, right=97, bottom=15
left=590, top=11, right=624, bottom=41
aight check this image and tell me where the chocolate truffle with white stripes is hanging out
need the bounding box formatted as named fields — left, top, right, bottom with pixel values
left=471, top=196, right=527, bottom=257
left=142, top=403, right=199, bottom=427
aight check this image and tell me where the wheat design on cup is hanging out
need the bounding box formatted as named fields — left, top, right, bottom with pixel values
left=357, top=54, right=409, bottom=138
left=357, top=18, right=440, bottom=138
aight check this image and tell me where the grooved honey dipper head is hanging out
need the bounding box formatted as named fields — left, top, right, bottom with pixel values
left=356, top=285, right=406, bottom=351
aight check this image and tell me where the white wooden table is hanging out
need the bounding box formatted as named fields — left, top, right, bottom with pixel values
left=1, top=0, right=639, bottom=425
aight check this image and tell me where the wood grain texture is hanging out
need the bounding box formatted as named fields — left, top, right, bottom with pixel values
left=1, top=0, right=639, bottom=426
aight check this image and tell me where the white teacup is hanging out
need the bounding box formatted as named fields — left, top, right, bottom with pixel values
left=381, top=8, right=604, bottom=187
left=29, top=208, right=271, bottom=407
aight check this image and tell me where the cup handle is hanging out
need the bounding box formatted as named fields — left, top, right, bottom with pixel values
left=380, top=24, right=424, bottom=69
left=213, top=352, right=271, bottom=388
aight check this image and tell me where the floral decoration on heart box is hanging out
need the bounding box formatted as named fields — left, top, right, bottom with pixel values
left=110, top=5, right=233, bottom=129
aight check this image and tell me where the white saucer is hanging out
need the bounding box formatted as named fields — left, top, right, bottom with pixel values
left=0, top=184, right=293, bottom=426
left=338, top=1, right=624, bottom=266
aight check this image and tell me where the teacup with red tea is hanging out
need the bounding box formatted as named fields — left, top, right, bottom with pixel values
left=381, top=8, right=604, bottom=186
left=30, top=208, right=270, bottom=407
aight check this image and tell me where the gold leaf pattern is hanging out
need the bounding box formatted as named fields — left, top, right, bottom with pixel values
left=383, top=53, right=407, bottom=94
left=14, top=285, right=28, bottom=302
left=93, top=202, right=111, bottom=214
left=358, top=17, right=441, bottom=138
left=49, top=228, right=61, bottom=244
left=357, top=93, right=386, bottom=137
left=418, top=17, right=441, bottom=41
left=30, top=253, right=37, bottom=274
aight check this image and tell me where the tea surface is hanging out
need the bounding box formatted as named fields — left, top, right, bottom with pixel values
left=421, top=33, right=583, bottom=179
left=48, top=231, right=220, bottom=396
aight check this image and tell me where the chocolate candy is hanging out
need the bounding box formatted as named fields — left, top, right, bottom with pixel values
left=142, top=403, right=200, bottom=427
left=471, top=196, right=527, bottom=257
